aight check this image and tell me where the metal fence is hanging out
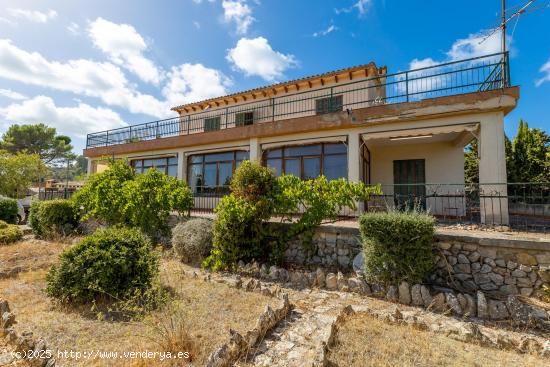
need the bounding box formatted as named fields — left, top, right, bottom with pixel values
left=190, top=182, right=550, bottom=232
left=86, top=52, right=510, bottom=149
left=38, top=189, right=75, bottom=200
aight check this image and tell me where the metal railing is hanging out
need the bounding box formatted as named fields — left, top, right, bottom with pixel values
left=86, top=52, right=510, bottom=149
left=190, top=182, right=550, bottom=232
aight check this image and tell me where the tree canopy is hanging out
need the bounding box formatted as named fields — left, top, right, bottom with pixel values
left=465, top=120, right=550, bottom=184
left=0, top=124, right=73, bottom=164
left=0, top=151, right=48, bottom=198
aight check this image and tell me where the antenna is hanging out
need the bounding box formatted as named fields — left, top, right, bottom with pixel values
left=502, top=0, right=507, bottom=85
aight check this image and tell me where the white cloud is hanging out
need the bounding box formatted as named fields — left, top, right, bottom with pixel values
left=163, top=63, right=232, bottom=105
left=193, top=21, right=201, bottom=29
left=226, top=37, right=296, bottom=81
left=0, top=89, right=27, bottom=100
left=0, top=96, right=127, bottom=150
left=222, top=0, right=255, bottom=34
left=536, top=59, right=550, bottom=87
left=67, top=22, right=80, bottom=36
left=6, top=8, right=57, bottom=23
left=313, top=24, right=338, bottom=37
left=446, top=30, right=505, bottom=61
left=0, top=38, right=167, bottom=117
left=335, top=0, right=372, bottom=16
left=88, top=17, right=164, bottom=85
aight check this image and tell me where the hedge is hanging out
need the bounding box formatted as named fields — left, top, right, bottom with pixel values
left=0, top=198, right=18, bottom=224
left=359, top=211, right=435, bottom=284
left=29, top=200, right=80, bottom=238
left=0, top=220, right=23, bottom=245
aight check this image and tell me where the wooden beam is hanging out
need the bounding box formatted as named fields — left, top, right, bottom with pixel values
left=335, top=75, right=339, bottom=83
left=320, top=78, right=324, bottom=86
left=272, top=88, right=277, bottom=95
left=214, top=101, right=219, bottom=107
left=295, top=83, right=300, bottom=91
left=242, top=95, right=247, bottom=101
left=284, top=86, right=288, bottom=93
left=252, top=93, right=256, bottom=99
left=232, top=97, right=238, bottom=103
left=191, top=106, right=196, bottom=111
left=224, top=99, right=229, bottom=105
left=349, top=71, right=353, bottom=80
left=308, top=81, right=312, bottom=88
left=262, top=91, right=267, bottom=97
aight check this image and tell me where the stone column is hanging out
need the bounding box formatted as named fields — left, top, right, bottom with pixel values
left=249, top=137, right=262, bottom=162
left=478, top=112, right=509, bottom=225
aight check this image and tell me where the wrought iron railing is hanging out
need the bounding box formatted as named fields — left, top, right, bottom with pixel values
left=86, top=52, right=510, bottom=149
left=190, top=182, right=550, bottom=232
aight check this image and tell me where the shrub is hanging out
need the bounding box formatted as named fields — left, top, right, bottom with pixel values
left=28, top=200, right=79, bottom=238
left=46, top=226, right=160, bottom=303
left=74, top=160, right=193, bottom=240
left=204, top=162, right=275, bottom=270
left=28, top=201, right=43, bottom=236
left=172, top=218, right=213, bottom=264
left=359, top=211, right=435, bottom=284
left=0, top=220, right=23, bottom=245
left=0, top=198, right=18, bottom=224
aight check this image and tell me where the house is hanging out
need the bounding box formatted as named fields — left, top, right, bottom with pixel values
left=83, top=52, right=518, bottom=225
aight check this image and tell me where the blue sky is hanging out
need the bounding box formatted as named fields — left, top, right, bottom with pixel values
left=0, top=0, right=549, bottom=152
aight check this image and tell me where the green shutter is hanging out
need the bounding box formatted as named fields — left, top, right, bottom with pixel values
left=204, top=117, right=220, bottom=131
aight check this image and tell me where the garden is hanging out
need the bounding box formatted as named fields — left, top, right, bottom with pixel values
left=1, top=159, right=549, bottom=366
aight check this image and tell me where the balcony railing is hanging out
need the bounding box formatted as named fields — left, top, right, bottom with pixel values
left=86, top=52, right=510, bottom=149
left=189, top=182, right=550, bottom=232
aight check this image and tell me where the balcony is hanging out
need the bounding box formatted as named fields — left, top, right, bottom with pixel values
left=86, top=52, right=510, bottom=150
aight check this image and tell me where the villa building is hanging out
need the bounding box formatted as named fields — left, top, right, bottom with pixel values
left=84, top=53, right=518, bottom=225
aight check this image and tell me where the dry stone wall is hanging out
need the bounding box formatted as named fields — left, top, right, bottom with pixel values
left=283, top=225, right=550, bottom=299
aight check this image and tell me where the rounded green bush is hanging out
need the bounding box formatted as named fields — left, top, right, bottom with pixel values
left=359, top=211, right=435, bottom=284
left=172, top=218, right=213, bottom=264
left=0, top=198, right=18, bottom=224
left=46, top=226, right=160, bottom=303
left=29, top=199, right=79, bottom=238
left=0, top=221, right=23, bottom=245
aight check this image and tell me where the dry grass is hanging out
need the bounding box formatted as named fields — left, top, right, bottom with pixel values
left=0, top=240, right=278, bottom=366
left=325, top=312, right=547, bottom=367
left=0, top=238, right=71, bottom=274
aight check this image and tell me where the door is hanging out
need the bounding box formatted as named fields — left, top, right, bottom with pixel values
left=393, top=159, right=426, bottom=211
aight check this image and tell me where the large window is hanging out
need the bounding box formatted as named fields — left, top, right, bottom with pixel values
left=204, top=116, right=221, bottom=131
left=131, top=156, right=178, bottom=177
left=235, top=111, right=254, bottom=126
left=188, top=150, right=249, bottom=193
left=264, top=142, right=347, bottom=180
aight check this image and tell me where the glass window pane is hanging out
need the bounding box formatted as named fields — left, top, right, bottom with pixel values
left=168, top=157, right=178, bottom=165
left=236, top=151, right=249, bottom=160
left=265, top=148, right=282, bottom=158
left=143, top=159, right=153, bottom=167
left=133, top=160, right=143, bottom=168
left=324, top=155, right=348, bottom=180
left=204, top=163, right=217, bottom=187
left=167, top=165, right=178, bottom=177
left=188, top=164, right=202, bottom=192
left=152, top=158, right=166, bottom=166
left=284, top=159, right=300, bottom=177
left=219, top=162, right=233, bottom=187
left=155, top=165, right=167, bottom=173
left=285, top=144, right=321, bottom=157
left=303, top=157, right=321, bottom=180
left=190, top=155, right=203, bottom=164
left=205, top=152, right=233, bottom=162
left=324, top=143, right=347, bottom=154
left=266, top=159, right=282, bottom=177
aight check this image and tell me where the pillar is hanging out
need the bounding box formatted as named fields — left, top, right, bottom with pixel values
left=478, top=112, right=509, bottom=225
left=86, top=158, right=93, bottom=175
left=178, top=151, right=187, bottom=181
left=249, top=137, right=261, bottom=162
left=348, top=130, right=364, bottom=214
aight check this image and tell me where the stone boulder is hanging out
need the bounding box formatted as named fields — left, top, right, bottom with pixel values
left=398, top=282, right=411, bottom=305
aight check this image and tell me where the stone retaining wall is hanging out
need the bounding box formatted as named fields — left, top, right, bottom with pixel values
left=283, top=224, right=550, bottom=298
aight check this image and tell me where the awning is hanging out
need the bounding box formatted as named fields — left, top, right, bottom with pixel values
left=361, top=123, right=479, bottom=141
left=261, top=135, right=348, bottom=150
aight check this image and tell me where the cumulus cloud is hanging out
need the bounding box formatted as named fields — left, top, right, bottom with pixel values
left=0, top=89, right=27, bottom=100
left=88, top=17, right=163, bottom=85
left=0, top=96, right=127, bottom=150
left=226, top=37, right=296, bottom=81
left=222, top=0, right=255, bottom=34
left=163, top=63, right=232, bottom=105
left=67, top=22, right=80, bottom=36
left=6, top=8, right=57, bottom=23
